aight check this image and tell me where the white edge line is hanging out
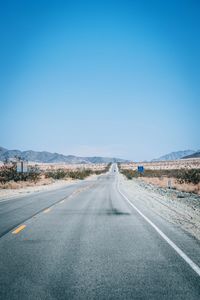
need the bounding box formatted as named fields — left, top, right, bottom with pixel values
left=117, top=176, right=200, bottom=277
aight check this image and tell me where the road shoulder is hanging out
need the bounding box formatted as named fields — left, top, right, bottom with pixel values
left=119, top=174, right=200, bottom=242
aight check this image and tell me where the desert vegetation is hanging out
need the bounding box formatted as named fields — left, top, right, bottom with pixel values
left=120, top=168, right=200, bottom=184
left=120, top=166, right=200, bottom=194
left=120, top=158, right=200, bottom=171
left=0, top=162, right=111, bottom=189
left=45, top=168, right=92, bottom=180
left=0, top=162, right=40, bottom=184
left=45, top=163, right=111, bottom=180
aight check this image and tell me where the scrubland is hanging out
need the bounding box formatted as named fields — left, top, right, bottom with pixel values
left=119, top=159, right=200, bottom=240
left=120, top=159, right=200, bottom=195
left=0, top=162, right=110, bottom=199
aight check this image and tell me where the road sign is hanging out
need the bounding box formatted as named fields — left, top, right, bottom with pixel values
left=17, top=162, right=22, bottom=173
left=17, top=161, right=28, bottom=173
left=137, top=166, right=144, bottom=173
left=168, top=179, right=172, bottom=189
left=23, top=162, right=28, bottom=173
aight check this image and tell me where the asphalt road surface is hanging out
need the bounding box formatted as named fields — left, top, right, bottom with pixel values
left=0, top=164, right=200, bottom=299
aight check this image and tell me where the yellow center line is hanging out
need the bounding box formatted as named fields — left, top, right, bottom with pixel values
left=12, top=225, right=26, bottom=234
left=43, top=208, right=51, bottom=213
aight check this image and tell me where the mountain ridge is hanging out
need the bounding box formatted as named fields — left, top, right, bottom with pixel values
left=152, top=150, right=196, bottom=161
left=182, top=151, right=200, bottom=159
left=0, top=146, right=128, bottom=164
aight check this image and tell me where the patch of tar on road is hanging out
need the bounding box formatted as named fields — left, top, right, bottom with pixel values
left=105, top=208, right=130, bottom=216
left=57, top=208, right=130, bottom=216
left=106, top=191, right=130, bottom=216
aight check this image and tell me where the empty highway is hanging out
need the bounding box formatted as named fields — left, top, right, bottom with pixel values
left=0, top=164, right=200, bottom=299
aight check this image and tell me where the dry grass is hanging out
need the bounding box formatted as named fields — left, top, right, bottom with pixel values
left=121, top=158, right=200, bottom=170
left=34, top=163, right=108, bottom=172
left=0, top=177, right=54, bottom=190
left=139, top=177, right=200, bottom=195
left=0, top=163, right=111, bottom=190
left=120, top=161, right=200, bottom=195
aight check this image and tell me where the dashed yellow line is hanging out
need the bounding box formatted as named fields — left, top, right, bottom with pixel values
left=43, top=208, right=51, bottom=213
left=12, top=225, right=26, bottom=234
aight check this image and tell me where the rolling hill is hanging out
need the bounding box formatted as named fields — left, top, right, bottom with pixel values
left=152, top=150, right=196, bottom=161
left=0, top=146, right=128, bottom=164
left=182, top=151, right=200, bottom=159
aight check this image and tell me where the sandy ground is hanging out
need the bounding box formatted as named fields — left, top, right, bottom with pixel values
left=139, top=176, right=200, bottom=195
left=32, top=163, right=108, bottom=171
left=120, top=175, right=200, bottom=241
left=0, top=173, right=99, bottom=202
left=0, top=179, right=77, bottom=201
left=121, top=158, right=200, bottom=170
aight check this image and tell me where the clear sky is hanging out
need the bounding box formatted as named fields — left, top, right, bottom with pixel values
left=0, top=0, right=199, bottom=161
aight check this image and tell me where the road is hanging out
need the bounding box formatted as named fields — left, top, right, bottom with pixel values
left=0, top=164, right=200, bottom=299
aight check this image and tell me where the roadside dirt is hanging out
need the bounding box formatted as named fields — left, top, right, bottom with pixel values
left=0, top=173, right=98, bottom=201
left=121, top=175, right=200, bottom=241
left=0, top=179, right=77, bottom=201
left=140, top=176, right=200, bottom=195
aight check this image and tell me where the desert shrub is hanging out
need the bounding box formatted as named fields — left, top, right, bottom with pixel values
left=0, top=162, right=113, bottom=184
left=94, top=163, right=111, bottom=175
left=0, top=164, right=17, bottom=183
left=93, top=170, right=103, bottom=175
left=67, top=169, right=92, bottom=180
left=0, top=163, right=41, bottom=183
left=106, top=163, right=112, bottom=171
left=120, top=168, right=200, bottom=184
left=26, top=166, right=41, bottom=182
left=45, top=163, right=111, bottom=180
left=120, top=169, right=138, bottom=179
left=176, top=169, right=200, bottom=185
left=45, top=169, right=67, bottom=180
left=45, top=168, right=92, bottom=180
left=72, top=165, right=113, bottom=179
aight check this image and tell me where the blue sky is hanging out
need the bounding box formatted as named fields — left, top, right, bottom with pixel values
left=0, top=0, right=199, bottom=161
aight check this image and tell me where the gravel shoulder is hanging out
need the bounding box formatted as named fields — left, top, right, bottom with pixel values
left=120, top=175, right=200, bottom=241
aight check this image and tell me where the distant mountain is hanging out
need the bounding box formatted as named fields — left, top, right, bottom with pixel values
left=0, top=146, right=128, bottom=164
left=83, top=157, right=124, bottom=164
left=152, top=150, right=196, bottom=161
left=182, top=151, right=200, bottom=159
